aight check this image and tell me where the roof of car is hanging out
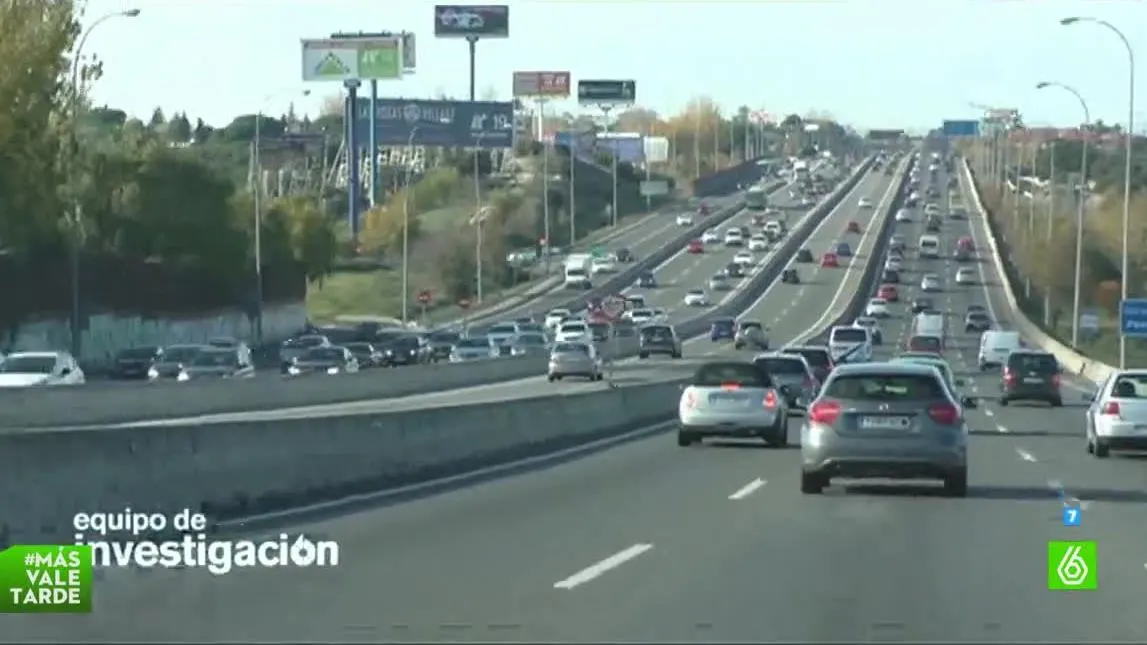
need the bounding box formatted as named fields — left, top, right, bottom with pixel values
left=829, top=361, right=940, bottom=377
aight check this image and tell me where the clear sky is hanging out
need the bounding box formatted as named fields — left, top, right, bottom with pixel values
left=83, top=0, right=1146, bottom=133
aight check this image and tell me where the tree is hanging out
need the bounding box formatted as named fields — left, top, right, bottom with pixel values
left=192, top=117, right=212, bottom=142
left=167, top=112, right=192, bottom=143
left=148, top=107, right=166, bottom=129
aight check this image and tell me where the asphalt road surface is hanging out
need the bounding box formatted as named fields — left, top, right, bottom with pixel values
left=11, top=156, right=1142, bottom=643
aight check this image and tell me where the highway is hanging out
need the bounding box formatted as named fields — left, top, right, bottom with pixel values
left=19, top=155, right=1147, bottom=642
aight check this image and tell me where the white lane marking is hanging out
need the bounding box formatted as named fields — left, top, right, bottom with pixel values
left=728, top=478, right=767, bottom=500
left=997, top=425, right=1009, bottom=433
left=553, top=543, right=653, bottom=589
left=984, top=408, right=994, bottom=417
left=1015, top=447, right=1038, bottom=462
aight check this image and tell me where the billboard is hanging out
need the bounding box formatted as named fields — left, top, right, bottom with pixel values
left=943, top=120, right=981, bottom=137
left=644, top=136, right=670, bottom=163
left=596, top=133, right=644, bottom=164
left=577, top=80, right=636, bottom=105
left=867, top=129, right=904, bottom=141
left=353, top=98, right=515, bottom=148
left=434, top=5, right=509, bottom=38
left=512, top=71, right=571, bottom=98
left=301, top=36, right=403, bottom=81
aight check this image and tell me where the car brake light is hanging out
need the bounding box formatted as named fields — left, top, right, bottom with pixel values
left=1101, top=401, right=1121, bottom=417
left=1003, top=367, right=1016, bottom=383
left=1052, top=373, right=1061, bottom=387
left=684, top=391, right=698, bottom=408
left=763, top=390, right=777, bottom=409
left=809, top=400, right=841, bottom=424
left=927, top=402, right=960, bottom=425
left=721, top=382, right=741, bottom=391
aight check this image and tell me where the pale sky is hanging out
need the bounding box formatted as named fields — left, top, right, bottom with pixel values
left=83, top=0, right=1146, bottom=133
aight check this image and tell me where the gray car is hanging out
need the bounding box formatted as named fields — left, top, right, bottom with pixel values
left=547, top=341, right=604, bottom=381
left=148, top=343, right=209, bottom=380
left=677, top=361, right=790, bottom=447
left=638, top=324, right=682, bottom=358
left=176, top=348, right=255, bottom=382
left=800, top=362, right=973, bottom=496
left=752, top=352, right=818, bottom=413
left=279, top=335, right=331, bottom=365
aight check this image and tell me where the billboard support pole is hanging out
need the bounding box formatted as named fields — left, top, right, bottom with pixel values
left=345, top=79, right=362, bottom=247
left=570, top=137, right=576, bottom=244
left=598, top=104, right=616, bottom=227
left=466, top=35, right=478, bottom=101
left=539, top=98, right=551, bottom=274
left=369, top=80, right=379, bottom=207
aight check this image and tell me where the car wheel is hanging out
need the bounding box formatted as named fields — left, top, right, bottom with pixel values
left=638, top=352, right=648, bottom=359
left=999, top=397, right=1009, bottom=406
left=547, top=375, right=556, bottom=382
left=677, top=432, right=697, bottom=447
left=1094, top=441, right=1111, bottom=458
left=672, top=352, right=682, bottom=359
left=943, top=470, right=968, bottom=497
left=1051, top=397, right=1063, bottom=407
left=733, top=342, right=743, bottom=350
left=800, top=472, right=825, bottom=494
left=1086, top=436, right=1095, bottom=454
left=766, top=418, right=788, bottom=447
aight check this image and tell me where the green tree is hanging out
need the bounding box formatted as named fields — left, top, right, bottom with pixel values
left=167, top=112, right=192, bottom=143
left=148, top=107, right=166, bottom=129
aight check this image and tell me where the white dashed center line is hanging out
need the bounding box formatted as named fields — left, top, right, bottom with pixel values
left=553, top=544, right=653, bottom=590
left=728, top=478, right=767, bottom=500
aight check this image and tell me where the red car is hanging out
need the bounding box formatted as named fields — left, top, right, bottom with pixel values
left=846, top=220, right=861, bottom=233
left=958, top=236, right=975, bottom=251
left=820, top=253, right=839, bottom=268
left=878, top=283, right=899, bottom=302
left=687, top=239, right=704, bottom=254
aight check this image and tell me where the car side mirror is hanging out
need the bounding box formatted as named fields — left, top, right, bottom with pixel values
left=1088, top=392, right=1098, bottom=402
left=961, top=396, right=977, bottom=409
left=60, top=367, right=71, bottom=376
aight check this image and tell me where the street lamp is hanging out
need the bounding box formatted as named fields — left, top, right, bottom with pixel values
left=68, top=7, right=140, bottom=359
left=1036, top=81, right=1092, bottom=349
left=1061, top=16, right=1136, bottom=367
left=400, top=126, right=420, bottom=323
left=252, top=88, right=311, bottom=343
left=472, top=133, right=487, bottom=303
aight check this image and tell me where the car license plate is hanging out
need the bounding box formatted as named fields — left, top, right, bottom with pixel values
left=860, top=416, right=911, bottom=430
left=1023, top=377, right=1044, bottom=384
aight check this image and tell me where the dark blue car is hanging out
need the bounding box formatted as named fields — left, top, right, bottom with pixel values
left=836, top=241, right=852, bottom=257
left=709, top=317, right=736, bottom=341
left=635, top=272, right=657, bottom=288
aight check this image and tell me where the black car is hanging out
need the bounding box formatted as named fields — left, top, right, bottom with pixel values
left=616, top=247, right=634, bottom=262
left=796, top=248, right=814, bottom=263
left=111, top=346, right=162, bottom=379
left=965, top=312, right=992, bottom=332
left=380, top=334, right=432, bottom=366
left=911, top=297, right=935, bottom=314
left=780, top=345, right=833, bottom=384
left=881, top=269, right=900, bottom=284
left=966, top=304, right=988, bottom=317
left=148, top=344, right=208, bottom=380
left=1001, top=350, right=1063, bottom=407
left=286, top=346, right=358, bottom=376
left=781, top=268, right=801, bottom=284
left=426, top=331, right=461, bottom=360
left=343, top=342, right=384, bottom=368
left=725, top=262, right=745, bottom=278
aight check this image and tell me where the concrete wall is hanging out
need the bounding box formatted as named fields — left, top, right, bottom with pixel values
left=1, top=303, right=306, bottom=368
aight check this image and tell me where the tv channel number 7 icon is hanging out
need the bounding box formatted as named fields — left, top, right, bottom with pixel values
left=1063, top=504, right=1081, bottom=527
left=1047, top=541, right=1098, bottom=591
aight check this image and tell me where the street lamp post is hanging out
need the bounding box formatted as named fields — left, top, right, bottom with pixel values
left=1061, top=16, right=1136, bottom=367
left=68, top=8, right=140, bottom=359
left=473, top=133, right=486, bottom=303
left=1036, top=81, right=1092, bottom=348
left=400, top=126, right=420, bottom=323
left=253, top=88, right=311, bottom=342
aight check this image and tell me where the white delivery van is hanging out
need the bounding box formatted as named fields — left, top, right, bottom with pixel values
left=918, top=234, right=940, bottom=259
left=978, top=330, right=1022, bottom=370
left=828, top=325, right=873, bottom=364
left=563, top=254, right=593, bottom=290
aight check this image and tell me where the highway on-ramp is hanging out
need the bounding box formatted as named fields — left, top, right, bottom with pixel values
left=14, top=157, right=1143, bottom=643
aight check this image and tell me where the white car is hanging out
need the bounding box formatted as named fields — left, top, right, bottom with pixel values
left=734, top=251, right=755, bottom=266
left=889, top=234, right=905, bottom=250
left=683, top=289, right=710, bottom=307
left=852, top=316, right=884, bottom=345
left=858, top=198, right=873, bottom=209
left=864, top=298, right=890, bottom=318
left=555, top=321, right=591, bottom=343
left=763, top=221, right=784, bottom=238
left=626, top=308, right=656, bottom=325
left=701, top=228, right=721, bottom=244
left=591, top=256, right=616, bottom=274
left=920, top=273, right=943, bottom=292
left=650, top=308, right=668, bottom=322
left=924, top=204, right=940, bottom=216
left=545, top=308, right=571, bottom=330
left=748, top=235, right=768, bottom=251
left=724, top=230, right=744, bottom=246
left=0, top=351, right=85, bottom=387
left=1086, top=369, right=1147, bottom=457
left=894, top=209, right=912, bottom=223
left=955, top=267, right=977, bottom=285
left=676, top=213, right=694, bottom=226
left=884, top=256, right=903, bottom=272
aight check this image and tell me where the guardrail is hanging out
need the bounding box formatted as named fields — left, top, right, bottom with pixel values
left=3, top=158, right=878, bottom=545
left=962, top=159, right=1114, bottom=383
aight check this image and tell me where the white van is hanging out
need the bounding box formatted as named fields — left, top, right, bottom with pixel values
left=913, top=312, right=946, bottom=338
left=563, top=254, right=593, bottom=289
left=918, top=235, right=940, bottom=259
left=978, top=330, right=1023, bottom=370
left=828, top=325, right=873, bottom=363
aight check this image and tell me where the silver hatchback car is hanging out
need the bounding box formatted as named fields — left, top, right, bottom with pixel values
left=800, top=362, right=972, bottom=496
left=547, top=341, right=604, bottom=382
left=677, top=361, right=790, bottom=447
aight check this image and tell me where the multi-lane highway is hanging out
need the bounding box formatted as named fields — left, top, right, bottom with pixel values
left=15, top=154, right=1144, bottom=642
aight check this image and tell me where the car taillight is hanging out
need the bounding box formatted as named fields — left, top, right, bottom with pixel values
left=808, top=400, right=841, bottom=424
left=684, top=391, right=698, bottom=408
left=763, top=390, right=778, bottom=409
left=1101, top=401, right=1121, bottom=417
left=927, top=402, right=961, bottom=425
left=1052, top=374, right=1061, bottom=388
left=1003, top=367, right=1016, bottom=383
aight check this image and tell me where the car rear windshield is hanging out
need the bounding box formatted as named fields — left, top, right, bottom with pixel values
left=1112, top=374, right=1147, bottom=398
left=831, top=328, right=868, bottom=343
left=753, top=357, right=806, bottom=375
left=553, top=342, right=590, bottom=355
left=787, top=348, right=831, bottom=368
left=825, top=373, right=947, bottom=400
left=712, top=320, right=734, bottom=330
left=909, top=335, right=941, bottom=351
left=692, top=362, right=772, bottom=388
left=1008, top=353, right=1057, bottom=372
left=589, top=323, right=610, bottom=341
left=641, top=326, right=673, bottom=340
